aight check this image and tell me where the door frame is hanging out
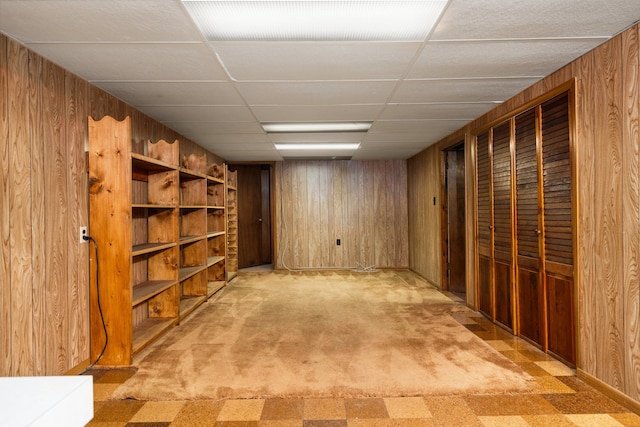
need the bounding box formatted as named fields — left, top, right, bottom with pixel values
left=228, top=161, right=276, bottom=267
left=440, top=140, right=466, bottom=295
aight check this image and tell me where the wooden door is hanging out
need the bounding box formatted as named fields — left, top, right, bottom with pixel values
left=515, top=107, right=544, bottom=345
left=235, top=165, right=272, bottom=269
left=476, top=131, right=493, bottom=317
left=492, top=121, right=514, bottom=329
left=444, top=144, right=466, bottom=295
left=541, top=93, right=575, bottom=364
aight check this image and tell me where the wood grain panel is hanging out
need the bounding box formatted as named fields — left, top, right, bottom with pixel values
left=8, top=37, right=34, bottom=375
left=0, top=33, right=11, bottom=376
left=622, top=25, right=640, bottom=401
left=66, top=71, right=90, bottom=370
left=593, top=36, right=625, bottom=390
left=277, top=160, right=408, bottom=269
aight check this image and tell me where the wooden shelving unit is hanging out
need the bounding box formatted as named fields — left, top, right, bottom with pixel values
left=88, top=115, right=235, bottom=365
left=226, top=169, right=238, bottom=281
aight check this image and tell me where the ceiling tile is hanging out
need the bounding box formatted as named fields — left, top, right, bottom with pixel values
left=95, top=82, right=244, bottom=106
left=26, top=43, right=227, bottom=81
left=432, top=0, right=640, bottom=39
left=214, top=150, right=283, bottom=162
left=0, top=0, right=201, bottom=42
left=212, top=42, right=421, bottom=80
left=251, top=105, right=384, bottom=122
left=164, top=121, right=264, bottom=135
left=352, top=148, right=422, bottom=160
left=369, top=119, right=468, bottom=134
left=237, top=81, right=398, bottom=105
left=268, top=133, right=365, bottom=144
left=408, top=39, right=606, bottom=79
left=379, top=102, right=497, bottom=120
left=138, top=106, right=255, bottom=123
left=391, top=78, right=542, bottom=103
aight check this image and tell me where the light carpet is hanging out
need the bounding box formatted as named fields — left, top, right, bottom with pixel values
left=113, top=270, right=534, bottom=400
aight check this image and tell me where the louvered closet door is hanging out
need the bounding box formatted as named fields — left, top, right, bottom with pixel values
left=541, top=93, right=575, bottom=364
left=492, top=121, right=513, bottom=329
left=515, top=108, right=544, bottom=344
left=476, top=131, right=493, bottom=318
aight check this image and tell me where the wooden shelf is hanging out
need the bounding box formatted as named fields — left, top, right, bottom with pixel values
left=179, top=265, right=206, bottom=281
left=179, top=235, right=206, bottom=246
left=132, top=280, right=178, bottom=306
left=208, top=205, right=225, bottom=210
left=227, top=271, right=238, bottom=281
left=132, top=204, right=176, bottom=210
left=207, top=256, right=225, bottom=267
left=133, top=317, right=179, bottom=355
left=179, top=168, right=207, bottom=180
left=207, top=176, right=225, bottom=184
left=208, top=231, right=225, bottom=238
left=207, top=281, right=225, bottom=298
left=132, top=242, right=176, bottom=257
left=180, top=296, right=206, bottom=318
left=132, top=153, right=177, bottom=172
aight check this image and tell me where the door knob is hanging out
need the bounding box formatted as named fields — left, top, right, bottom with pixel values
left=258, top=218, right=263, bottom=222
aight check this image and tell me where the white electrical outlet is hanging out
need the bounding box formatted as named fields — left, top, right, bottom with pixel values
left=79, top=226, right=88, bottom=243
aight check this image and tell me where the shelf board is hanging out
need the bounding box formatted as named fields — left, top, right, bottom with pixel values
left=180, top=296, right=206, bottom=318
left=132, top=280, right=178, bottom=306
left=207, top=281, right=226, bottom=298
left=179, top=235, right=206, bottom=246
left=132, top=242, right=176, bottom=257
left=132, top=153, right=177, bottom=172
left=180, top=205, right=207, bottom=211
left=207, top=176, right=225, bottom=184
left=133, top=317, right=178, bottom=355
left=207, top=231, right=225, bottom=238
left=179, top=168, right=207, bottom=180
left=227, top=185, right=237, bottom=191
left=179, top=265, right=206, bottom=281
left=207, top=256, right=225, bottom=267
left=208, top=205, right=225, bottom=210
left=132, top=203, right=176, bottom=210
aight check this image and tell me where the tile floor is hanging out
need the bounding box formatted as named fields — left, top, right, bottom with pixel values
left=86, top=292, right=640, bottom=427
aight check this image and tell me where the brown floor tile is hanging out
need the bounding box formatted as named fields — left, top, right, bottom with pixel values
left=476, top=415, right=529, bottom=427
left=520, top=414, right=577, bottom=427
left=304, top=399, right=346, bottom=420
left=259, top=420, right=304, bottom=427
left=464, top=324, right=486, bottom=332
left=383, top=397, right=431, bottom=419
left=96, top=368, right=138, bottom=384
left=388, top=419, right=435, bottom=427
left=565, top=414, right=625, bottom=426
left=484, top=340, right=513, bottom=352
left=499, top=350, right=534, bottom=363
left=261, top=399, right=304, bottom=420
left=611, top=413, right=640, bottom=426
left=534, top=361, right=575, bottom=376
left=94, top=383, right=121, bottom=401
left=171, top=401, right=225, bottom=426
left=215, top=421, right=260, bottom=427
left=347, top=419, right=393, bottom=427
left=345, top=398, right=389, bottom=419
left=555, top=376, right=597, bottom=393
left=517, top=349, right=555, bottom=362
left=543, top=391, right=629, bottom=414
left=125, top=423, right=171, bottom=427
left=514, top=361, right=553, bottom=377
left=531, top=376, right=577, bottom=394
left=92, top=400, right=146, bottom=423
left=86, top=422, right=127, bottom=427
left=424, top=396, right=483, bottom=427
left=303, top=420, right=348, bottom=427
left=218, top=400, right=265, bottom=421
left=129, top=401, right=184, bottom=423
left=464, top=395, right=560, bottom=416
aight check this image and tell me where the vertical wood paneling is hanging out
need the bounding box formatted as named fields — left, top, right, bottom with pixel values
left=622, top=25, right=640, bottom=401
left=66, top=72, right=90, bottom=367
left=28, top=51, right=46, bottom=376
left=0, top=32, right=11, bottom=376
left=277, top=160, right=408, bottom=269
left=593, top=36, right=625, bottom=389
left=8, top=37, right=34, bottom=376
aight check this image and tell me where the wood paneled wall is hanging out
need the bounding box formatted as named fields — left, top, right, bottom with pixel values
left=275, top=160, right=408, bottom=269
left=0, top=33, right=222, bottom=376
left=408, top=23, right=640, bottom=403
left=407, top=145, right=441, bottom=286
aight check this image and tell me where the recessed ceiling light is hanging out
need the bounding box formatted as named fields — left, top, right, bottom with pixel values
left=263, top=122, right=372, bottom=133
left=182, top=1, right=448, bottom=41
left=275, top=143, right=361, bottom=150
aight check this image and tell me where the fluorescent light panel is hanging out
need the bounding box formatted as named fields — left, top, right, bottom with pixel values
left=263, top=122, right=371, bottom=133
left=182, top=1, right=448, bottom=41
left=275, top=143, right=360, bottom=150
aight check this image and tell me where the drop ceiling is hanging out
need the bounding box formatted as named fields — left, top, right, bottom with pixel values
left=1, top=0, right=639, bottom=161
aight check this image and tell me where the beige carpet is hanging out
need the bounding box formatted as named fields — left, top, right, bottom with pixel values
left=113, top=270, right=534, bottom=400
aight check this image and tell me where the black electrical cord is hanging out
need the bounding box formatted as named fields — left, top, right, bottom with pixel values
left=80, top=235, right=108, bottom=375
